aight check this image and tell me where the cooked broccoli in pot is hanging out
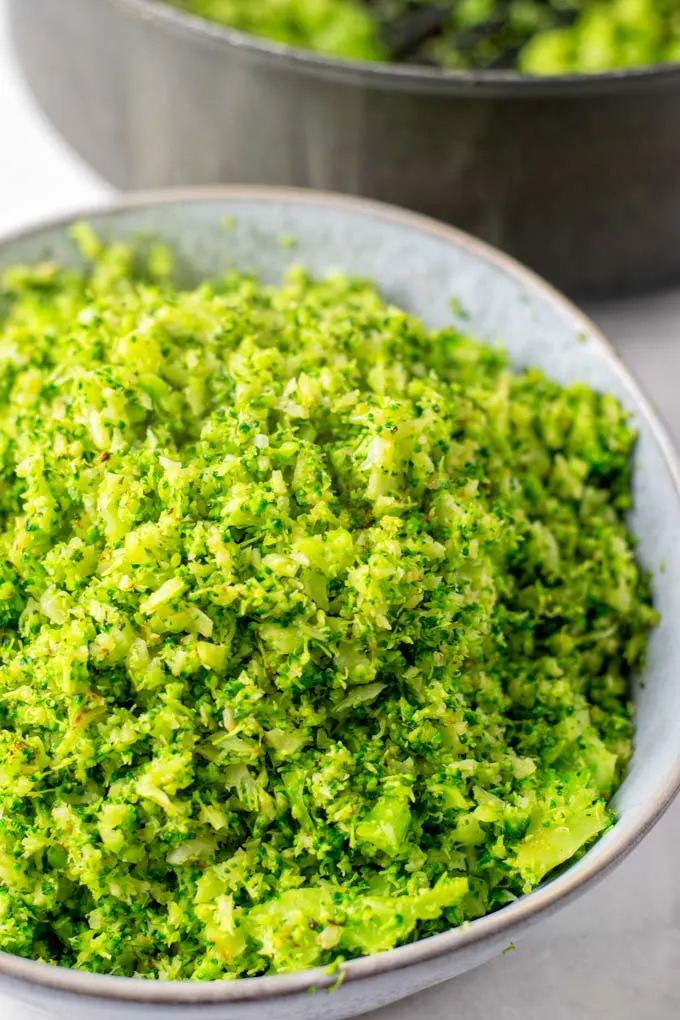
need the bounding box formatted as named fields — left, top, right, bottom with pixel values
left=166, top=0, right=680, bottom=73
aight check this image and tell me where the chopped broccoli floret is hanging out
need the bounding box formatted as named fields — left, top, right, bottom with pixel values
left=0, top=230, right=655, bottom=979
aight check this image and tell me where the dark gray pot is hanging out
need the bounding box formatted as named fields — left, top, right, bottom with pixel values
left=9, top=0, right=680, bottom=298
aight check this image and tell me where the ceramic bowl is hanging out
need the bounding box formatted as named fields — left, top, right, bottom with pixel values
left=9, top=0, right=680, bottom=297
left=1, top=188, right=680, bottom=1020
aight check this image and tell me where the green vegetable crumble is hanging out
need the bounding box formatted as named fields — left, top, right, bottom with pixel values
left=0, top=227, right=656, bottom=979
left=166, top=0, right=680, bottom=75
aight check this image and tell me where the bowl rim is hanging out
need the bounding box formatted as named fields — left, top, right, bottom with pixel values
left=105, top=0, right=680, bottom=95
left=1, top=184, right=680, bottom=1006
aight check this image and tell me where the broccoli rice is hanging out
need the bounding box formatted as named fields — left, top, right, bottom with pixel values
left=166, top=0, right=680, bottom=75
left=0, top=227, right=656, bottom=979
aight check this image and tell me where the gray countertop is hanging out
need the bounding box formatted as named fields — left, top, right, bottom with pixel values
left=0, top=2, right=678, bottom=1015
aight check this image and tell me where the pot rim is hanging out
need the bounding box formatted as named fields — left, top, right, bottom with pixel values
left=1, top=185, right=680, bottom=1006
left=105, top=0, right=680, bottom=96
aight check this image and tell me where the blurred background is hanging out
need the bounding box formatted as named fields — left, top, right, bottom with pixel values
left=1, top=0, right=680, bottom=1017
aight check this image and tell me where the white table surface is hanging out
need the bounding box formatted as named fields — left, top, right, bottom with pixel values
left=1, top=2, right=679, bottom=1017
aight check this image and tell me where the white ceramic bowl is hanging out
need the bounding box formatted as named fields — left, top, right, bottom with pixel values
left=1, top=188, right=680, bottom=1020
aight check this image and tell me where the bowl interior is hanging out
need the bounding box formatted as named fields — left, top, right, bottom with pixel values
left=0, top=189, right=679, bottom=1002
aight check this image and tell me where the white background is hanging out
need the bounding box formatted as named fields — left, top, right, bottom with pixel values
left=0, top=1, right=679, bottom=1016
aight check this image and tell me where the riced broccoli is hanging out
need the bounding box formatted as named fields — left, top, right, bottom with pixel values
left=166, top=0, right=680, bottom=74
left=0, top=226, right=656, bottom=978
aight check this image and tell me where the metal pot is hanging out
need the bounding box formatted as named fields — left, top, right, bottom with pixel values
left=9, top=0, right=680, bottom=297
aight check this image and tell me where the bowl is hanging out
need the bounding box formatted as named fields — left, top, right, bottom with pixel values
left=9, top=0, right=680, bottom=298
left=1, top=187, right=680, bottom=1020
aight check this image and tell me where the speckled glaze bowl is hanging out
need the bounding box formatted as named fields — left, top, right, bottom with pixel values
left=9, top=0, right=680, bottom=297
left=1, top=188, right=680, bottom=1020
